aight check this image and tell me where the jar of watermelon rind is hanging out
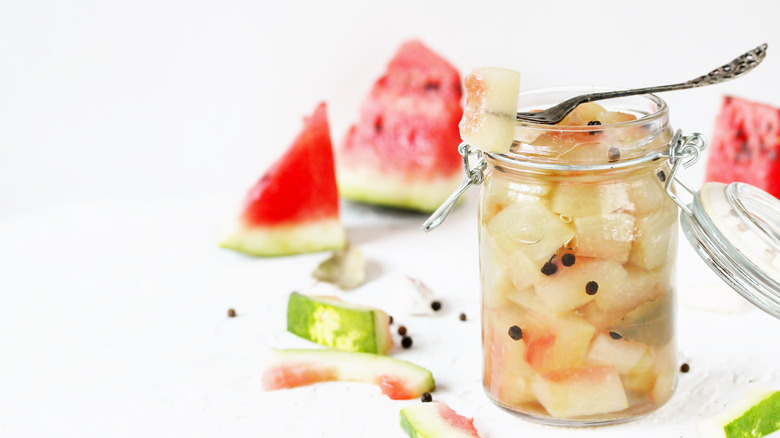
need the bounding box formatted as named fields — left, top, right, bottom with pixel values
left=475, top=88, right=685, bottom=425
left=425, top=86, right=780, bottom=426
left=412, top=86, right=707, bottom=425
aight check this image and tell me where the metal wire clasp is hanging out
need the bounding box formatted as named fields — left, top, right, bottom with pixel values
left=664, top=130, right=708, bottom=216
left=421, top=143, right=486, bottom=232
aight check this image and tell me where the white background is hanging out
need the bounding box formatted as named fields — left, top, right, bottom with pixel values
left=2, top=1, right=780, bottom=437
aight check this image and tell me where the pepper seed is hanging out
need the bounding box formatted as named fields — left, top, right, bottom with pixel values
left=421, top=392, right=433, bottom=403
left=585, top=281, right=599, bottom=296
left=587, top=120, right=602, bottom=135
left=541, top=262, right=558, bottom=276
left=561, top=253, right=576, bottom=267
left=608, top=146, right=621, bottom=162
left=508, top=325, right=523, bottom=341
left=609, top=331, right=623, bottom=340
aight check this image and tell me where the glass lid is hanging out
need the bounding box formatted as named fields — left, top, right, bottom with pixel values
left=680, top=181, right=780, bottom=318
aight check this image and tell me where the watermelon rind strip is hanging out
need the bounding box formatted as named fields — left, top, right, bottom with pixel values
left=219, top=217, right=346, bottom=257
left=338, top=168, right=462, bottom=213
left=286, top=292, right=391, bottom=354
left=723, top=391, right=780, bottom=438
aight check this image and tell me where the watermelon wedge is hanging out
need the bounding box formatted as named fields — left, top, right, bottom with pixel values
left=220, top=103, right=347, bottom=256
left=337, top=40, right=464, bottom=212
left=705, top=95, right=780, bottom=198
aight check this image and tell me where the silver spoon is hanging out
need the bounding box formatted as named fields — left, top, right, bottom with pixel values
left=516, top=43, right=768, bottom=125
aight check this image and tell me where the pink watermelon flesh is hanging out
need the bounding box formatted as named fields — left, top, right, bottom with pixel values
left=437, top=404, right=481, bottom=437
left=243, top=103, right=340, bottom=225
left=338, top=40, right=464, bottom=211
left=705, top=96, right=780, bottom=198
left=220, top=103, right=346, bottom=256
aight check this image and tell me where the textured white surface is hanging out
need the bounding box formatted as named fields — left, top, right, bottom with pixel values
left=2, top=1, right=780, bottom=436
left=2, top=192, right=780, bottom=437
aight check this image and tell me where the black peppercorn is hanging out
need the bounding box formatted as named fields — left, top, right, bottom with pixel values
left=421, top=392, right=433, bottom=402
left=388, top=315, right=394, bottom=325
left=608, top=146, right=621, bottom=162
left=561, top=253, right=576, bottom=267
left=585, top=281, right=599, bottom=296
left=508, top=325, right=523, bottom=341
left=398, top=326, right=407, bottom=336
left=541, top=262, right=558, bottom=276
left=227, top=308, right=236, bottom=318
left=401, top=336, right=413, bottom=349
left=459, top=313, right=467, bottom=321
left=680, top=363, right=690, bottom=373
left=657, top=170, right=667, bottom=182
left=431, top=301, right=442, bottom=311
left=609, top=331, right=623, bottom=340
left=587, top=120, right=602, bottom=135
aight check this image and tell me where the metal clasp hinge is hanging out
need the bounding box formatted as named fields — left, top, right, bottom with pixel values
left=664, top=130, right=708, bottom=217
left=421, top=143, right=486, bottom=232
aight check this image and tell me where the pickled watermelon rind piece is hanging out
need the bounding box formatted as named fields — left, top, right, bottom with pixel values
left=286, top=292, right=393, bottom=354
left=512, top=100, right=672, bottom=166
left=459, top=67, right=522, bottom=154
left=482, top=305, right=537, bottom=405
left=400, top=402, right=482, bottom=438
left=530, top=366, right=629, bottom=418
left=220, top=103, right=346, bottom=257
left=262, top=349, right=435, bottom=400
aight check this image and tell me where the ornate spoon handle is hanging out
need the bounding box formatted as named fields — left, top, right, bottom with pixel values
left=516, top=43, right=768, bottom=125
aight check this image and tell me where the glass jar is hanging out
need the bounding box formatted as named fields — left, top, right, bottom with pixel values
left=478, top=88, right=679, bottom=425
left=424, top=84, right=780, bottom=426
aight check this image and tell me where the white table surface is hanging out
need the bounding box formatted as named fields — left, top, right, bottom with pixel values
left=2, top=1, right=780, bottom=436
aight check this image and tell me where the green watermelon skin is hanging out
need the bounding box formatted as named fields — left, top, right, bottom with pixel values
left=338, top=40, right=464, bottom=212
left=705, top=96, right=780, bottom=198
left=220, top=103, right=346, bottom=257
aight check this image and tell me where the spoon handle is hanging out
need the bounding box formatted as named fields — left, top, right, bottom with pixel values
left=517, top=43, right=768, bottom=124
